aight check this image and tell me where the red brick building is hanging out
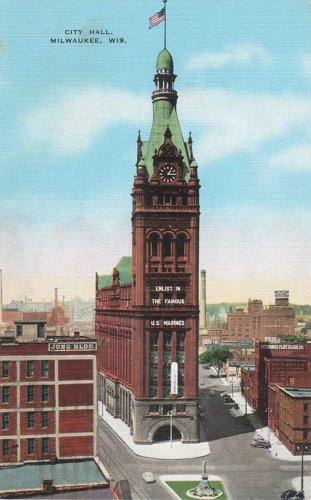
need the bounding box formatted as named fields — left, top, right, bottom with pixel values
left=241, top=341, right=311, bottom=423
left=227, top=291, right=295, bottom=342
left=0, top=323, right=97, bottom=465
left=273, top=386, right=311, bottom=455
left=96, top=48, right=200, bottom=444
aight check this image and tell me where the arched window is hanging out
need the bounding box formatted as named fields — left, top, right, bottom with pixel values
left=149, top=233, right=159, bottom=257
left=162, top=234, right=172, bottom=257
left=176, top=234, right=187, bottom=258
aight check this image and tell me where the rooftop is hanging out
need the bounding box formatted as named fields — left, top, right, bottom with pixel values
left=0, top=460, right=107, bottom=494
left=280, top=386, right=311, bottom=398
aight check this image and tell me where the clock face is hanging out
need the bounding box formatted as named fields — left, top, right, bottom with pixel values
left=158, top=164, right=177, bottom=183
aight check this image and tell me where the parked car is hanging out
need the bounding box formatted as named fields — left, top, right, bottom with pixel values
left=255, top=435, right=268, bottom=443
left=220, top=393, right=229, bottom=399
left=232, top=403, right=239, bottom=409
left=281, top=490, right=303, bottom=499
left=142, top=472, right=155, bottom=483
left=250, top=440, right=271, bottom=448
left=223, top=397, right=235, bottom=404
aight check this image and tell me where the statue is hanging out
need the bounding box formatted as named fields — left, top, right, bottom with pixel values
left=186, top=461, right=223, bottom=499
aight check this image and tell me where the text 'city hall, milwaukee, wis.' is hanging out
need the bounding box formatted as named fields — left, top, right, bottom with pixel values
left=95, top=48, right=200, bottom=443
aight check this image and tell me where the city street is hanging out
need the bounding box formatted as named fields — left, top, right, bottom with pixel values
left=95, top=366, right=309, bottom=500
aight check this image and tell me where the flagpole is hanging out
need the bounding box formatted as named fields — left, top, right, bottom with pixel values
left=164, top=0, right=167, bottom=49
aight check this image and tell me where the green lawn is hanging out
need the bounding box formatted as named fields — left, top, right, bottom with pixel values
left=166, top=480, right=227, bottom=500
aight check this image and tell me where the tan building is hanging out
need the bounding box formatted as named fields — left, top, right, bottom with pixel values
left=227, top=291, right=295, bottom=342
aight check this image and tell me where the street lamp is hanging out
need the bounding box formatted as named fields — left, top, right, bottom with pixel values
left=169, top=410, right=175, bottom=449
left=230, top=379, right=234, bottom=397
left=296, top=443, right=308, bottom=498
left=243, top=386, right=249, bottom=415
left=265, top=407, right=273, bottom=444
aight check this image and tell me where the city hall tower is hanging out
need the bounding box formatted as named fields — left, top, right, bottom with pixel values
left=96, top=48, right=200, bottom=443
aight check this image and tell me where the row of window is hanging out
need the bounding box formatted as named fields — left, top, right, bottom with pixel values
left=1, top=438, right=49, bottom=457
left=1, top=385, right=49, bottom=405
left=26, top=360, right=49, bottom=377
left=149, top=385, right=184, bottom=398
left=2, top=411, right=49, bottom=430
left=149, top=233, right=188, bottom=258
left=149, top=403, right=186, bottom=415
left=1, top=360, right=49, bottom=378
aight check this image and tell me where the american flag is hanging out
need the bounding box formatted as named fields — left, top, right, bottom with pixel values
left=149, top=7, right=166, bottom=29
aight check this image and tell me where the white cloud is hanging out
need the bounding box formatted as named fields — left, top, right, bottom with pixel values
left=301, top=53, right=311, bottom=81
left=178, top=88, right=311, bottom=164
left=22, top=87, right=149, bottom=156
left=186, top=44, right=273, bottom=71
left=267, top=142, right=311, bottom=170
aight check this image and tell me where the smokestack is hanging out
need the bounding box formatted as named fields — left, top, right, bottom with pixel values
left=0, top=269, right=3, bottom=325
left=62, top=295, right=65, bottom=309
left=54, top=288, right=58, bottom=308
left=199, top=270, right=207, bottom=329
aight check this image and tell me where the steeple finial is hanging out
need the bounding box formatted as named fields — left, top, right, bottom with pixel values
left=188, top=132, right=194, bottom=160
left=137, top=130, right=142, bottom=163
left=164, top=125, right=172, bottom=139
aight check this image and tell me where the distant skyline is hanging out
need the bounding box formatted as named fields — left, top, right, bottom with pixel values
left=1, top=0, right=311, bottom=303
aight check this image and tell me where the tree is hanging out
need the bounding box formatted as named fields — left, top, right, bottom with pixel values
left=199, top=348, right=233, bottom=376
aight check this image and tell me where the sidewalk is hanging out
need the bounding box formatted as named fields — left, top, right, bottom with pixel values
left=219, top=375, right=311, bottom=463
left=98, top=402, right=210, bottom=460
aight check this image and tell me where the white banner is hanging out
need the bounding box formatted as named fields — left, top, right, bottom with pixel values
left=171, top=362, right=178, bottom=395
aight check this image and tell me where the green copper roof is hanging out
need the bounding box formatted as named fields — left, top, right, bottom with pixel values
left=156, top=48, right=174, bottom=71
left=116, top=256, right=132, bottom=284
left=142, top=102, right=191, bottom=179
left=98, top=256, right=132, bottom=288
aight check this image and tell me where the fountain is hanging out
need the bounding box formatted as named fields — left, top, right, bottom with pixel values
left=186, top=462, right=223, bottom=499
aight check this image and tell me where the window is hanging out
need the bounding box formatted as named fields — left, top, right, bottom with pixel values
left=304, top=403, right=309, bottom=412
left=177, top=331, right=186, bottom=348
left=41, top=437, right=49, bottom=454
left=149, top=386, right=157, bottom=398
left=27, top=412, right=35, bottom=429
left=16, top=324, right=22, bottom=337
left=41, top=411, right=48, bottom=428
left=149, top=351, right=158, bottom=363
left=38, top=324, right=45, bottom=339
left=2, top=413, right=9, bottom=430
left=149, top=404, right=159, bottom=413
left=303, top=430, right=308, bottom=440
left=2, top=439, right=9, bottom=457
left=177, top=351, right=185, bottom=364
left=41, top=385, right=49, bottom=402
left=2, top=361, right=9, bottom=378
left=27, top=385, right=34, bottom=403
left=176, top=234, right=186, bottom=258
left=162, top=234, right=172, bottom=257
left=41, top=361, right=48, bottom=377
left=163, top=404, right=172, bottom=415
left=26, top=361, right=34, bottom=377
left=2, top=386, right=9, bottom=404
left=163, top=351, right=171, bottom=364
left=163, top=331, right=172, bottom=347
left=149, top=367, right=158, bottom=382
left=304, top=415, right=309, bottom=425
left=150, top=234, right=159, bottom=257
left=150, top=331, right=159, bottom=348
left=27, top=438, right=34, bottom=455
left=163, top=367, right=171, bottom=381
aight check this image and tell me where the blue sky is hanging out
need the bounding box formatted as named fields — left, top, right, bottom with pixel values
left=1, top=0, right=311, bottom=303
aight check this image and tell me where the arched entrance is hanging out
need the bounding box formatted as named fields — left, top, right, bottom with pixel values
left=153, top=425, right=182, bottom=442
